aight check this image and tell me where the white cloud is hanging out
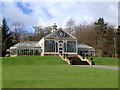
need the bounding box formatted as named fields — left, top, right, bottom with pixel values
left=1, top=0, right=120, bottom=2
left=1, top=1, right=118, bottom=30
left=32, top=2, right=118, bottom=27
left=2, top=2, right=38, bottom=26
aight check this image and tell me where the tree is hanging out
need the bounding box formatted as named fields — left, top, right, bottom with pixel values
left=74, top=24, right=99, bottom=49
left=105, top=26, right=116, bottom=57
left=116, top=25, right=120, bottom=58
left=32, top=26, right=51, bottom=41
left=94, top=18, right=107, bottom=38
left=74, top=24, right=84, bottom=39
left=65, top=19, right=75, bottom=34
left=11, top=21, right=25, bottom=43
left=94, top=17, right=108, bottom=56
left=74, top=18, right=116, bottom=57
left=2, top=18, right=14, bottom=57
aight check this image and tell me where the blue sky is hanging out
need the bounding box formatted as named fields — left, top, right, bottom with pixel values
left=0, top=1, right=118, bottom=32
left=16, top=2, right=33, bottom=14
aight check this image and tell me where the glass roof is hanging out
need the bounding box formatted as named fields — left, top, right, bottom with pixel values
left=12, top=41, right=40, bottom=47
left=77, top=43, right=94, bottom=49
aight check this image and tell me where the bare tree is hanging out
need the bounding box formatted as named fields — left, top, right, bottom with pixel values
left=11, top=21, right=25, bottom=43
left=65, top=19, right=75, bottom=34
left=32, top=26, right=52, bottom=41
left=75, top=24, right=98, bottom=47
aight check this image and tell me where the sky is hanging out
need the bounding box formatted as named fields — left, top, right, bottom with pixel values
left=0, top=1, right=118, bottom=32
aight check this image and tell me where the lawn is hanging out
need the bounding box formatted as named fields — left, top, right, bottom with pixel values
left=0, top=57, right=2, bottom=89
left=93, top=57, right=119, bottom=67
left=2, top=56, right=118, bottom=88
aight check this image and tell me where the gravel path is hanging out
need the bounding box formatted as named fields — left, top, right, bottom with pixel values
left=74, top=65, right=120, bottom=71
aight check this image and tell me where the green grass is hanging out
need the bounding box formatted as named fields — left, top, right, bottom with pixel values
left=93, top=57, right=119, bottom=67
left=2, top=56, right=66, bottom=65
left=0, top=57, right=2, bottom=89
left=2, top=56, right=118, bottom=88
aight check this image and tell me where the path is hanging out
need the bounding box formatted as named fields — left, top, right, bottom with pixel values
left=74, top=65, right=120, bottom=71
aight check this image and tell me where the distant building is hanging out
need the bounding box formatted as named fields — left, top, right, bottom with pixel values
left=8, top=23, right=95, bottom=57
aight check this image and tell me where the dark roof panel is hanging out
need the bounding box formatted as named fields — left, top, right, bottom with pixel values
left=44, top=29, right=77, bottom=40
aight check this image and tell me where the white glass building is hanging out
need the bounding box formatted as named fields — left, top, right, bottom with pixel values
left=39, top=23, right=77, bottom=56
left=8, top=23, right=95, bottom=57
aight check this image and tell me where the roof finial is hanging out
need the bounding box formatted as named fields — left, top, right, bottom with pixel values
left=51, top=23, right=57, bottom=33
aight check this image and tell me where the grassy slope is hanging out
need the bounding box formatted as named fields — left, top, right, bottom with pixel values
left=2, top=56, right=118, bottom=88
left=2, top=56, right=67, bottom=65
left=93, top=57, right=118, bottom=67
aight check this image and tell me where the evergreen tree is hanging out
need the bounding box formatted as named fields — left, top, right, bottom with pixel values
left=94, top=17, right=107, bottom=38
left=2, top=18, right=14, bottom=57
left=116, top=25, right=120, bottom=58
left=94, top=17, right=108, bottom=56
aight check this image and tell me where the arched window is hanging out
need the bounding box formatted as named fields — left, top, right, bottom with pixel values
left=67, top=41, right=76, bottom=53
left=45, top=40, right=55, bottom=52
